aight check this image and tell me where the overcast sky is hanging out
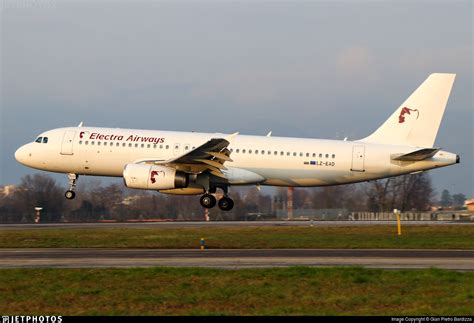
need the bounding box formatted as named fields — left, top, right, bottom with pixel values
left=1, top=0, right=472, bottom=197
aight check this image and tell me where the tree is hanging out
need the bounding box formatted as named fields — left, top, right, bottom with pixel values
left=440, top=189, right=452, bottom=207
left=366, top=173, right=434, bottom=212
left=452, top=193, right=466, bottom=208
left=11, top=174, right=65, bottom=222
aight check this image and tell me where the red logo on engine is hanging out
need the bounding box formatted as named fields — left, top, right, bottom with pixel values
left=150, top=170, right=164, bottom=184
left=398, top=107, right=419, bottom=123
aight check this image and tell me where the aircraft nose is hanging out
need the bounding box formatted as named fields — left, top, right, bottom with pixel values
left=15, top=145, right=28, bottom=164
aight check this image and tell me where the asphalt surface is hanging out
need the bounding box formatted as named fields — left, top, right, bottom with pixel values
left=1, top=220, right=472, bottom=230
left=1, top=248, right=473, bottom=270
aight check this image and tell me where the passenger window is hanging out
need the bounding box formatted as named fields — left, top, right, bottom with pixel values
left=35, top=137, right=43, bottom=143
left=306, top=153, right=309, bottom=157
left=236, top=149, right=240, bottom=153
left=154, top=144, right=157, bottom=149
left=249, top=149, right=252, bottom=154
left=319, top=153, right=323, bottom=158
left=42, top=137, right=48, bottom=144
left=129, top=143, right=132, bottom=147
left=293, top=152, right=297, bottom=156
left=280, top=151, right=284, bottom=156
left=91, top=142, right=95, bottom=145
left=274, top=151, right=278, bottom=155
left=79, top=141, right=83, bottom=145
left=135, top=144, right=139, bottom=148
left=325, top=154, right=329, bottom=158
left=85, top=141, right=89, bottom=145
left=185, top=146, right=189, bottom=150
left=97, top=142, right=101, bottom=146
left=261, top=150, right=265, bottom=155
left=242, top=149, right=246, bottom=153
left=287, top=152, right=290, bottom=156
left=104, top=142, right=107, bottom=146
left=313, top=153, right=316, bottom=157
left=268, top=151, right=271, bottom=155
left=332, top=154, right=335, bottom=158
left=166, top=145, right=169, bottom=149
left=141, top=144, right=145, bottom=148
left=160, top=145, right=163, bottom=149
left=255, top=150, right=258, bottom=155
left=299, top=152, right=303, bottom=157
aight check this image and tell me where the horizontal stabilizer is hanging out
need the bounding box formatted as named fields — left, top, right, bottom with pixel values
left=392, top=148, right=440, bottom=161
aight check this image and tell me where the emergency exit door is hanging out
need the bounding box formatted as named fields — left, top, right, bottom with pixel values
left=351, top=145, right=365, bottom=172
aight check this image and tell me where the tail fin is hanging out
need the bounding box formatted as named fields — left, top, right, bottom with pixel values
left=360, top=73, right=456, bottom=147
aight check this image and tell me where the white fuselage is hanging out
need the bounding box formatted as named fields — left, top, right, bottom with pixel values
left=15, top=126, right=458, bottom=187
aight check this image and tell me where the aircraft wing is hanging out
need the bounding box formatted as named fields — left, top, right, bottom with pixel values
left=139, top=133, right=238, bottom=178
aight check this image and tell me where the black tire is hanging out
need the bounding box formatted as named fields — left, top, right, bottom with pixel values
left=65, top=190, right=76, bottom=200
left=218, top=197, right=234, bottom=211
left=200, top=194, right=216, bottom=208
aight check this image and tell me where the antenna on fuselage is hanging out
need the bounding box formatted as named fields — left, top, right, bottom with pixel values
left=266, top=131, right=272, bottom=137
left=78, top=121, right=84, bottom=127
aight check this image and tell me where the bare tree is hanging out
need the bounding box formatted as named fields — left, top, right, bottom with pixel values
left=11, top=174, right=65, bottom=222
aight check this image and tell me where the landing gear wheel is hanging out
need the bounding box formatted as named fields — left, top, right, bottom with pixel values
left=200, top=194, right=216, bottom=208
left=65, top=190, right=76, bottom=200
left=218, top=197, right=234, bottom=211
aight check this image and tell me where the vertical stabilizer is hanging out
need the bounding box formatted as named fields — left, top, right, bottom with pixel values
left=360, top=73, right=456, bottom=147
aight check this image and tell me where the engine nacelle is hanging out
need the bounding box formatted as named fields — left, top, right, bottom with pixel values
left=123, top=164, right=188, bottom=190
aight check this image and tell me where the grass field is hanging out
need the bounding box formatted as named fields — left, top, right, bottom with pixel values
left=1, top=225, right=474, bottom=249
left=1, top=267, right=473, bottom=315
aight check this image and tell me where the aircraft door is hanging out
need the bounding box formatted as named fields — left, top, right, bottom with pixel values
left=351, top=145, right=365, bottom=172
left=61, top=131, right=76, bottom=155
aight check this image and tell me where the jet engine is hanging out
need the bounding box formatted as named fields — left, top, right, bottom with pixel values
left=123, top=164, right=188, bottom=190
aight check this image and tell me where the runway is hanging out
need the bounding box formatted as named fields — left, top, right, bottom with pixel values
left=1, top=220, right=472, bottom=230
left=1, top=248, right=473, bottom=270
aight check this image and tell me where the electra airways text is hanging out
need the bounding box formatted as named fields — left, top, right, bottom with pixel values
left=15, top=74, right=459, bottom=211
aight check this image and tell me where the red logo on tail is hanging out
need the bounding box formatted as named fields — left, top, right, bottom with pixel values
left=398, top=107, right=419, bottom=123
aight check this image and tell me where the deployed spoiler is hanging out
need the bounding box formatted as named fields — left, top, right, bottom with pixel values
left=391, top=148, right=440, bottom=161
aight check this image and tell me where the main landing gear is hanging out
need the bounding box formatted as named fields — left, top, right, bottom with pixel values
left=199, top=187, right=234, bottom=211
left=65, top=173, right=78, bottom=200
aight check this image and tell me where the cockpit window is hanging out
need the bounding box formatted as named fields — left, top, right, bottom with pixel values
left=43, top=137, right=48, bottom=144
left=35, top=137, right=43, bottom=143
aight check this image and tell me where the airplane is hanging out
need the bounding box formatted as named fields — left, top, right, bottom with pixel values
left=15, top=73, right=459, bottom=211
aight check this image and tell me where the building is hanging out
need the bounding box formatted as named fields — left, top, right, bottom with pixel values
left=0, top=185, right=16, bottom=197
left=465, top=199, right=474, bottom=212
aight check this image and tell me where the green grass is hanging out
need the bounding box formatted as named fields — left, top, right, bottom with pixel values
left=1, top=225, right=474, bottom=249
left=1, top=267, right=473, bottom=315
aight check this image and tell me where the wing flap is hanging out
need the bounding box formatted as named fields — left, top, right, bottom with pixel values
left=143, top=134, right=238, bottom=177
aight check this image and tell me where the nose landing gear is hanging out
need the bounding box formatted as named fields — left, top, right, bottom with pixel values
left=65, top=173, right=78, bottom=200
